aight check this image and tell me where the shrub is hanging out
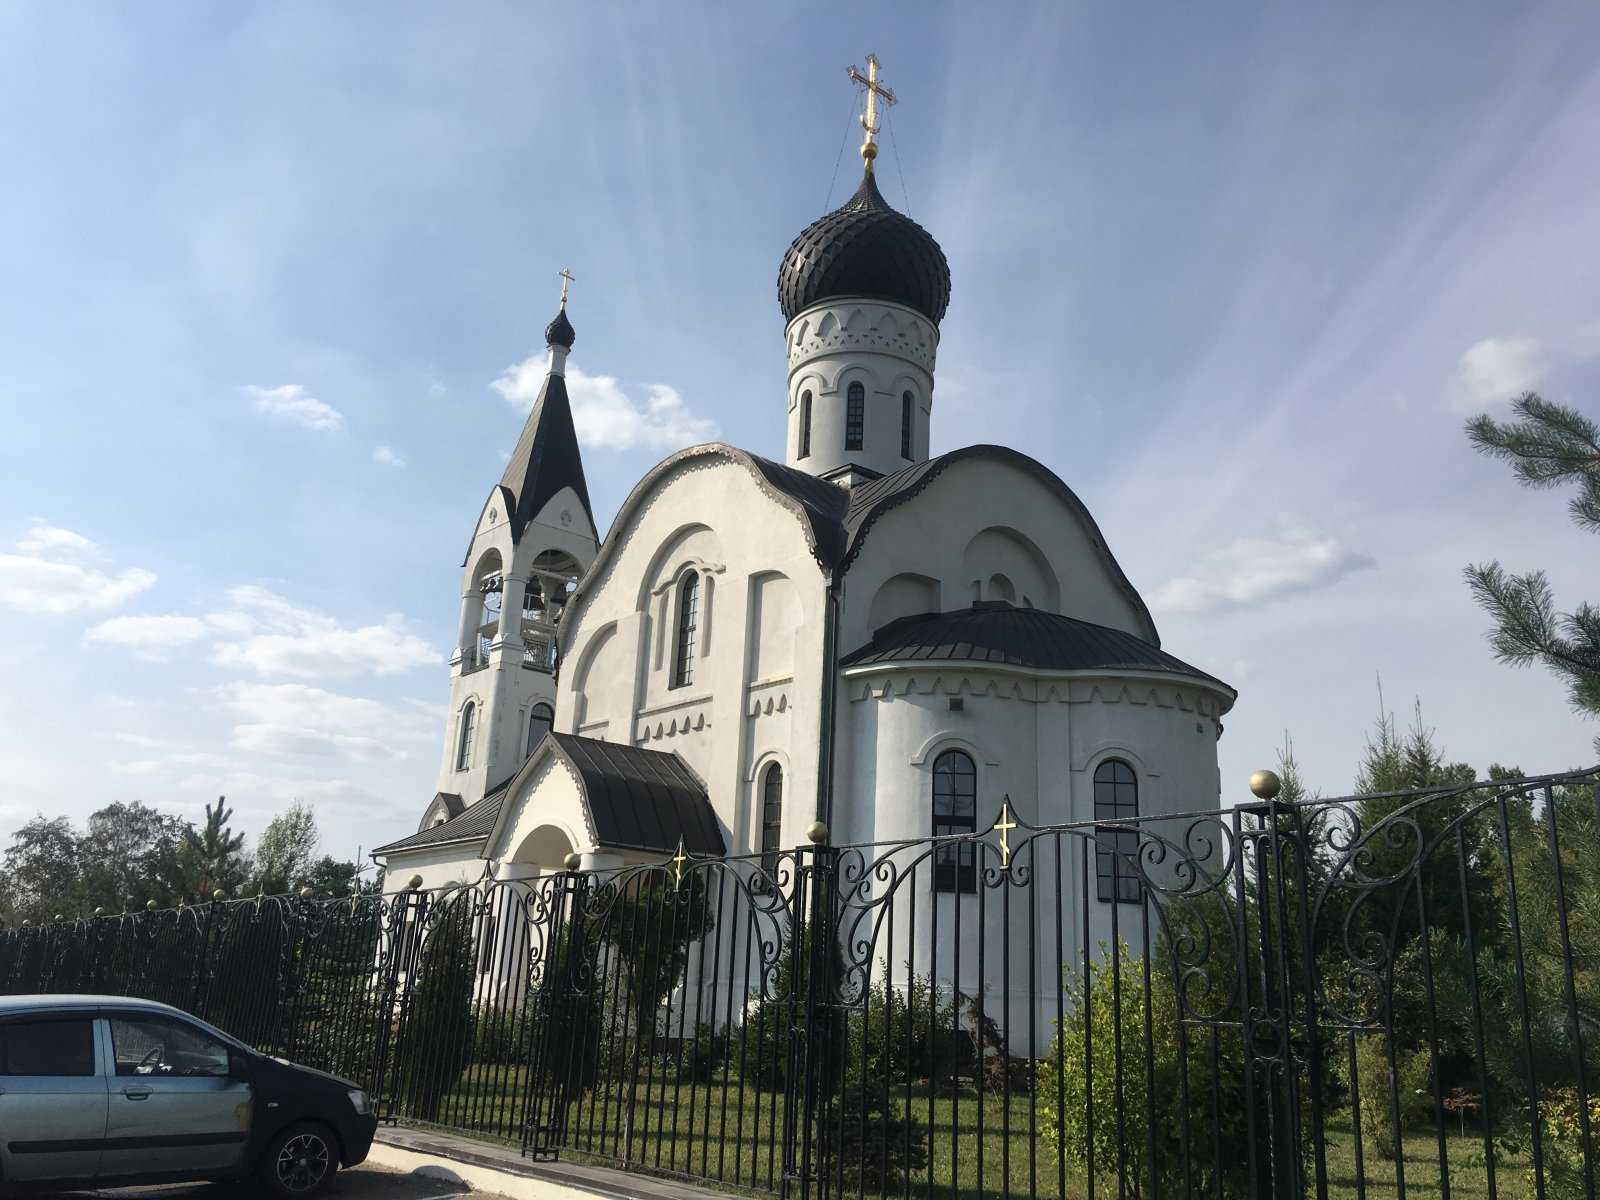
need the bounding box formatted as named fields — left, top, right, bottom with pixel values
left=1037, top=939, right=1268, bottom=1197
left=845, top=970, right=965, bottom=1089
left=1352, top=1036, right=1432, bottom=1161
left=673, top=1022, right=729, bottom=1083
left=394, top=900, right=477, bottom=1122
left=821, top=1079, right=929, bottom=1191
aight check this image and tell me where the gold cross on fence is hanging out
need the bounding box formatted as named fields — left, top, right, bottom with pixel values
left=995, top=799, right=1018, bottom=870
left=558, top=267, right=575, bottom=308
left=846, top=53, right=897, bottom=169
left=671, top=837, right=689, bottom=888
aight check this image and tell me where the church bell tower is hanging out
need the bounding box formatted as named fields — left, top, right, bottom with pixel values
left=427, top=274, right=600, bottom=826
left=775, top=55, right=952, bottom=486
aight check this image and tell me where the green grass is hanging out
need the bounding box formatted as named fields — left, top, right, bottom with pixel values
left=399, top=1064, right=1542, bottom=1200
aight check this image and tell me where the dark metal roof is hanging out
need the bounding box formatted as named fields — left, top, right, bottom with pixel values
left=547, top=733, right=724, bottom=856
left=777, top=169, right=951, bottom=325
left=497, top=369, right=595, bottom=544
left=373, top=737, right=724, bottom=860
left=544, top=305, right=575, bottom=350
left=840, top=603, right=1233, bottom=695
left=373, top=776, right=514, bottom=855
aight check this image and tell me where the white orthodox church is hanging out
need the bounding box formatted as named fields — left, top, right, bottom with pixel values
left=372, top=80, right=1237, bottom=949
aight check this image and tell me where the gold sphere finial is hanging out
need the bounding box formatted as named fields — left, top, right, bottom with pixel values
left=806, top=820, right=829, bottom=845
left=1249, top=769, right=1283, bottom=800
left=146, top=900, right=157, bottom=911
left=563, top=852, right=582, bottom=871
left=407, top=874, right=424, bottom=891
left=299, top=886, right=314, bottom=899
left=93, top=906, right=105, bottom=917
left=212, top=888, right=226, bottom=902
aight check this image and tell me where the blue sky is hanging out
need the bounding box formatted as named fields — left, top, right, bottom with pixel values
left=3, top=4, right=1598, bottom=866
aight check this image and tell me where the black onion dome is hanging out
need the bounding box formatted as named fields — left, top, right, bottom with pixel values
left=544, top=305, right=575, bottom=349
left=777, top=169, right=950, bottom=324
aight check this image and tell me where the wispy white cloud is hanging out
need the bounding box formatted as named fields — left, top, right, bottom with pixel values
left=0, top=526, right=156, bottom=615
left=1151, top=530, right=1375, bottom=615
left=209, top=585, right=440, bottom=679
left=1453, top=336, right=1548, bottom=412
left=17, top=524, right=96, bottom=557
left=85, top=584, right=440, bottom=680
left=242, top=384, right=345, bottom=432
left=372, top=445, right=406, bottom=467
left=222, top=681, right=433, bottom=761
left=491, top=361, right=718, bottom=451
left=84, top=614, right=210, bottom=653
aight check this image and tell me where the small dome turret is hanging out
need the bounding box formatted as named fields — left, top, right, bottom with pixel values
left=776, top=169, right=950, bottom=326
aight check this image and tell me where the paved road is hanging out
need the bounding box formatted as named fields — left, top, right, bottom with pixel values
left=29, top=1162, right=506, bottom=1198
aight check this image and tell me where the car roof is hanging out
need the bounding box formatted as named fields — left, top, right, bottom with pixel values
left=0, top=994, right=188, bottom=1017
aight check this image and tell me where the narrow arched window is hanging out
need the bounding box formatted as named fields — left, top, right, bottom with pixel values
left=845, top=382, right=865, bottom=451
left=799, top=390, right=812, bottom=459
left=1094, top=759, right=1140, bottom=904
left=455, top=701, right=476, bottom=771
left=760, top=763, right=783, bottom=878
left=671, top=572, right=700, bottom=689
left=988, top=573, right=1016, bottom=604
left=932, top=749, right=977, bottom=892
left=527, top=703, right=553, bottom=757
left=901, top=391, right=914, bottom=459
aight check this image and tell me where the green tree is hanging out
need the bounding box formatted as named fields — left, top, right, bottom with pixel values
left=78, top=802, right=186, bottom=912
left=3, top=816, right=83, bottom=923
left=174, top=797, right=249, bottom=902
left=303, top=855, right=374, bottom=898
left=601, top=873, right=714, bottom=1043
left=253, top=801, right=320, bottom=895
left=1465, top=393, right=1600, bottom=752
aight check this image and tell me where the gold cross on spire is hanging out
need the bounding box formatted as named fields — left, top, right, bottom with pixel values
left=846, top=53, right=897, bottom=172
left=558, top=267, right=575, bottom=308
left=994, top=798, right=1018, bottom=871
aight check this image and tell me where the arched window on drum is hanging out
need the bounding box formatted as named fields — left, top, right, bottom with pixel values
left=1093, top=759, right=1140, bottom=904
left=932, top=749, right=977, bottom=893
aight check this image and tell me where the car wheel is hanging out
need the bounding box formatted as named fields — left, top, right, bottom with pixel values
left=261, top=1121, right=337, bottom=1196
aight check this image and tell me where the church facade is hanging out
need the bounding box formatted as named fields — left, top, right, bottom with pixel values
left=372, top=108, right=1237, bottom=985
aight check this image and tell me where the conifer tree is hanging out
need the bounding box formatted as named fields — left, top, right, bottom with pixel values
left=176, top=797, right=249, bottom=902
left=1465, top=392, right=1600, bottom=751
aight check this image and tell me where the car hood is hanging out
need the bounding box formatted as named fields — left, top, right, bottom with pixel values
left=263, top=1055, right=361, bottom=1092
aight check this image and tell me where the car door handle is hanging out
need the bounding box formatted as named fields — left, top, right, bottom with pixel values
left=122, top=1087, right=152, bottom=1100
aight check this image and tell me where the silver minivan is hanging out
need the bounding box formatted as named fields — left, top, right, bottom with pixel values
left=0, top=994, right=377, bottom=1195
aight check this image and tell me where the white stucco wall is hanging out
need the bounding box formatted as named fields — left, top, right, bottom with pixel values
left=554, top=453, right=830, bottom=861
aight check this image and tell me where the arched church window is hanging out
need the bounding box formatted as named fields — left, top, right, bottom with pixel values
left=760, top=763, right=783, bottom=878
left=988, top=573, right=1016, bottom=604
left=901, top=391, right=914, bottom=459
left=455, top=702, right=476, bottom=771
left=671, top=572, right=700, bottom=689
left=845, top=382, right=865, bottom=451
left=527, top=703, right=553, bottom=757
left=1094, top=759, right=1140, bottom=904
left=799, top=390, right=812, bottom=459
left=932, top=749, right=977, bottom=893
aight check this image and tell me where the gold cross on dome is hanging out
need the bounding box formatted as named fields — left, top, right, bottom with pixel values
left=670, top=837, right=689, bottom=888
left=846, top=53, right=897, bottom=168
left=995, top=799, right=1018, bottom=871
left=558, top=267, right=575, bottom=308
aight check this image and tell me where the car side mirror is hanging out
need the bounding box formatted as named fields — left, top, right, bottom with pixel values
left=228, top=1052, right=252, bottom=1081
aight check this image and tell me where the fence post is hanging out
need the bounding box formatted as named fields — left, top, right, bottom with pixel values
left=782, top=824, right=837, bottom=1200
left=523, top=864, right=581, bottom=1160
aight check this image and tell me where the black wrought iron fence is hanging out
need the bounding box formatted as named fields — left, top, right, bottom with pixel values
left=2, top=768, right=1596, bottom=1200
